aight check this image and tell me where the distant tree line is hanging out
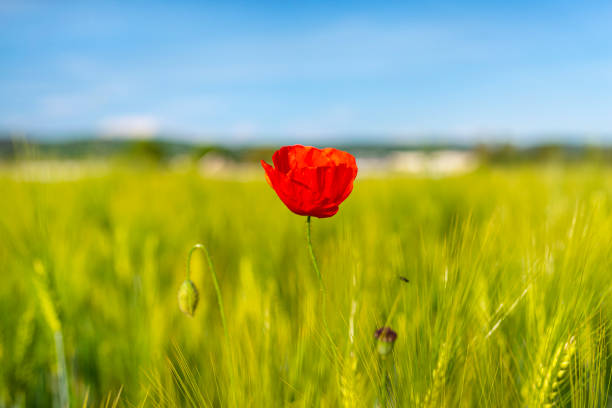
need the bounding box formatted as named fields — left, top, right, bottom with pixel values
left=1, top=136, right=612, bottom=165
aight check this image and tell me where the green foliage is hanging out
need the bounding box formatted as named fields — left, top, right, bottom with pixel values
left=1, top=164, right=612, bottom=406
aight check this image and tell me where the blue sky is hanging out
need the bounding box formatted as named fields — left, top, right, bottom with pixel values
left=1, top=1, right=611, bottom=143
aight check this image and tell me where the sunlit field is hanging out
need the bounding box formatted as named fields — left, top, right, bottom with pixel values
left=2, top=162, right=612, bottom=407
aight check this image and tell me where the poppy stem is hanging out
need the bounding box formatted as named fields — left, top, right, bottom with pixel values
left=187, top=246, right=227, bottom=332
left=306, top=216, right=325, bottom=293
left=306, top=216, right=339, bottom=358
left=377, top=356, right=396, bottom=407
left=186, top=244, right=236, bottom=404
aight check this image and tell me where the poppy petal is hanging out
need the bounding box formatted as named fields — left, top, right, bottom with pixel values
left=262, top=145, right=357, bottom=218
left=261, top=160, right=328, bottom=216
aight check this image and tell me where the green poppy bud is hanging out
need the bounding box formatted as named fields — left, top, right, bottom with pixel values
left=374, top=327, right=397, bottom=356
left=178, top=279, right=199, bottom=317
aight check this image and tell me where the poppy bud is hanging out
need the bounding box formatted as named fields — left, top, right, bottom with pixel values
left=374, top=327, right=397, bottom=356
left=178, top=279, right=199, bottom=317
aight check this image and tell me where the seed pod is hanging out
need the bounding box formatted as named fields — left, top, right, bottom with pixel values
left=178, top=279, right=199, bottom=317
left=374, top=327, right=398, bottom=356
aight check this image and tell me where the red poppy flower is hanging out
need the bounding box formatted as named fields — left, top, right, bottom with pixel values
left=261, top=145, right=358, bottom=218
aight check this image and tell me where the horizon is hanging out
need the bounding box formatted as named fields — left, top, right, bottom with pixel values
left=3, top=131, right=611, bottom=149
left=2, top=1, right=612, bottom=143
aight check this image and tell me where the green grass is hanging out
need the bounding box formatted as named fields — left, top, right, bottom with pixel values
left=1, top=163, right=612, bottom=407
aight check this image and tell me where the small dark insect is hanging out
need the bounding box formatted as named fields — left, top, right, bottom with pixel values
left=398, top=276, right=410, bottom=283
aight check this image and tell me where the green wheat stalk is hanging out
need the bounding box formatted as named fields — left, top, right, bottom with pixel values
left=32, top=259, right=69, bottom=408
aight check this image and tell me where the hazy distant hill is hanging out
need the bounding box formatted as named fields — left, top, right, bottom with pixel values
left=1, top=135, right=611, bottom=165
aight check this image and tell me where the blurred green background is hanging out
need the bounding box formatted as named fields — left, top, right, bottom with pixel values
left=2, top=151, right=612, bottom=406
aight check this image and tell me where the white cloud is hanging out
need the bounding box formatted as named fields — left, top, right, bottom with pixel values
left=99, top=115, right=160, bottom=139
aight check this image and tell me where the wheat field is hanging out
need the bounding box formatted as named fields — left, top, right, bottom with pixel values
left=1, top=162, right=612, bottom=407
